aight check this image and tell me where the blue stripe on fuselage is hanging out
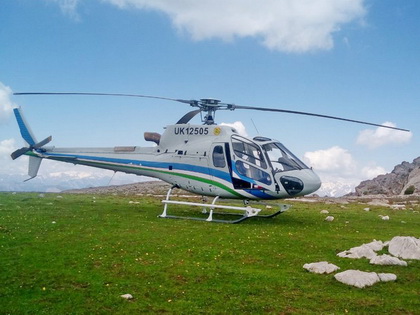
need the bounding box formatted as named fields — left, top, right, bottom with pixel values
left=243, top=189, right=278, bottom=199
left=43, top=151, right=232, bottom=182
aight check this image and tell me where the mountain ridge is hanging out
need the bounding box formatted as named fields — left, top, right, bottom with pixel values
left=351, top=157, right=420, bottom=196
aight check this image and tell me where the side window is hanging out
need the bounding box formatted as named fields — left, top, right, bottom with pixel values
left=212, top=145, right=226, bottom=168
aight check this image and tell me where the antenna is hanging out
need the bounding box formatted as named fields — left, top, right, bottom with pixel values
left=251, top=119, right=260, bottom=135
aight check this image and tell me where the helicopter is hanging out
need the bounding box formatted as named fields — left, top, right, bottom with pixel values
left=11, top=93, right=410, bottom=223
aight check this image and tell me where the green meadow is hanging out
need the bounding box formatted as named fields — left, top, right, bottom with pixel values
left=0, top=192, right=419, bottom=314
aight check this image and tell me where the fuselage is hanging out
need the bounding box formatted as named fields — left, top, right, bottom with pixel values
left=31, top=124, right=321, bottom=200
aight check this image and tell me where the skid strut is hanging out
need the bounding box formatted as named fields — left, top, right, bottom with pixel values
left=159, top=186, right=290, bottom=223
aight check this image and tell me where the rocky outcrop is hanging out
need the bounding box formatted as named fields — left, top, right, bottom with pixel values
left=63, top=180, right=173, bottom=196
left=353, top=157, right=420, bottom=196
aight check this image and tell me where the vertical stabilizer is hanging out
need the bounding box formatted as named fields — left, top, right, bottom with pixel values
left=14, top=107, right=38, bottom=146
left=25, top=156, right=42, bottom=181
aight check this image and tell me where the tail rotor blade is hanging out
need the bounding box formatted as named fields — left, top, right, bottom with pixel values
left=11, top=136, right=52, bottom=160
left=34, top=136, right=52, bottom=149
left=11, top=147, right=30, bottom=160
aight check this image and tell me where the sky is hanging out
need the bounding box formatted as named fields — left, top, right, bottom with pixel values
left=0, top=0, right=418, bottom=194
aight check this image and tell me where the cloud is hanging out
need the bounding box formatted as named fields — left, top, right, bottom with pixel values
left=361, top=164, right=386, bottom=179
left=220, top=121, right=248, bottom=137
left=0, top=139, right=16, bottom=160
left=0, top=82, right=15, bottom=124
left=0, top=138, right=28, bottom=175
left=62, top=0, right=367, bottom=53
left=303, top=145, right=389, bottom=196
left=356, top=122, right=413, bottom=149
left=46, top=0, right=81, bottom=20
left=303, top=146, right=356, bottom=175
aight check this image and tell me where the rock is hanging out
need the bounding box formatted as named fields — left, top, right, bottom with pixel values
left=303, top=261, right=340, bottom=274
left=388, top=236, right=420, bottom=260
left=363, top=207, right=370, bottom=211
left=325, top=216, right=334, bottom=222
left=367, top=199, right=390, bottom=207
left=353, top=157, right=420, bottom=196
left=64, top=180, right=173, bottom=196
left=391, top=204, right=406, bottom=210
left=370, top=254, right=407, bottom=266
left=379, top=215, right=390, bottom=221
left=364, top=240, right=385, bottom=251
left=337, top=244, right=377, bottom=259
left=320, top=210, right=329, bottom=214
left=120, top=293, right=133, bottom=300
left=334, top=270, right=380, bottom=288
left=378, top=273, right=397, bottom=282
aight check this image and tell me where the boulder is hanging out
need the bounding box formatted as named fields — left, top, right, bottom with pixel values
left=334, top=270, right=380, bottom=288
left=337, top=244, right=377, bottom=259
left=378, top=273, right=397, bottom=282
left=303, top=261, right=340, bottom=274
left=388, top=236, right=420, bottom=260
left=120, top=294, right=133, bottom=300
left=370, top=254, right=407, bottom=266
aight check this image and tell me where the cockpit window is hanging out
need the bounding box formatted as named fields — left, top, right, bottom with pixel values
left=231, top=136, right=267, bottom=169
left=235, top=161, right=272, bottom=185
left=263, top=142, right=308, bottom=172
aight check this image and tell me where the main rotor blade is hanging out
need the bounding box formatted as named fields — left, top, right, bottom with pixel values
left=231, top=104, right=410, bottom=132
left=176, top=109, right=201, bottom=124
left=13, top=92, right=193, bottom=105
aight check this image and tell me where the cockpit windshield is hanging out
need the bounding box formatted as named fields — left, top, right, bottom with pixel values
left=263, top=142, right=309, bottom=172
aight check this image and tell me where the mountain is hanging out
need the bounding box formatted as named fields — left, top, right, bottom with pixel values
left=314, top=181, right=356, bottom=197
left=351, top=157, right=420, bottom=196
left=0, top=172, right=141, bottom=193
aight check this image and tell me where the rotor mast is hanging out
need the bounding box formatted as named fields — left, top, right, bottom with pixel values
left=193, top=98, right=222, bottom=125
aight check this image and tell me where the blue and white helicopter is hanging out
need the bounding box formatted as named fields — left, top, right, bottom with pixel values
left=11, top=93, right=409, bottom=223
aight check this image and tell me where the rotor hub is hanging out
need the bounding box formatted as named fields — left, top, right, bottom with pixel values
left=200, top=98, right=221, bottom=106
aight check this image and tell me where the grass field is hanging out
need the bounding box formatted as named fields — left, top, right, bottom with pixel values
left=1, top=192, right=419, bottom=314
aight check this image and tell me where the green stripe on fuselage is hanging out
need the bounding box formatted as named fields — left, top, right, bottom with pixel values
left=45, top=155, right=244, bottom=198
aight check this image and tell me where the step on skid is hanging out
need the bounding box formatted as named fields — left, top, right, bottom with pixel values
left=159, top=186, right=291, bottom=224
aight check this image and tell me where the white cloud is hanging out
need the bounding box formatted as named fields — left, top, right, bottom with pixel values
left=303, top=146, right=356, bottom=175
left=0, top=82, right=15, bottom=124
left=356, top=122, right=413, bottom=149
left=47, top=0, right=81, bottom=20
left=361, top=164, right=386, bottom=179
left=220, top=121, right=248, bottom=137
left=0, top=139, right=16, bottom=160
left=303, top=146, right=388, bottom=196
left=0, top=138, right=28, bottom=175
left=63, top=0, right=367, bottom=53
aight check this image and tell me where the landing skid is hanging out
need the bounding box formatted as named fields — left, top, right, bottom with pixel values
left=159, top=186, right=291, bottom=223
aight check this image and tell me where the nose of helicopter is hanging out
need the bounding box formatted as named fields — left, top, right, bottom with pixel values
left=301, top=169, right=322, bottom=195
